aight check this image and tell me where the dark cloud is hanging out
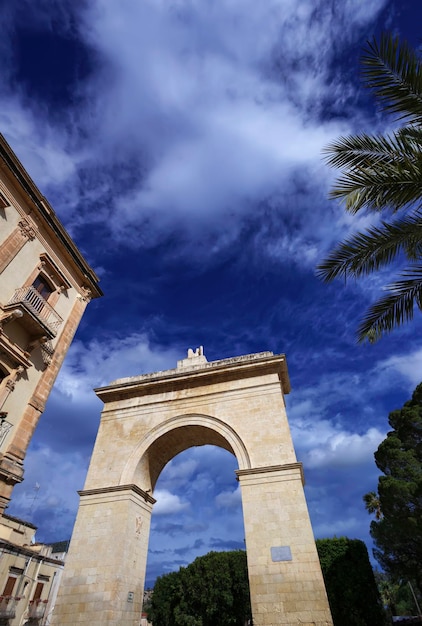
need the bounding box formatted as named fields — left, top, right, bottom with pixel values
left=209, top=538, right=246, bottom=551
left=174, top=540, right=205, bottom=557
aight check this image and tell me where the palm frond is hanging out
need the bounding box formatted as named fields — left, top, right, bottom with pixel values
left=330, top=165, right=422, bottom=213
left=357, top=266, right=422, bottom=342
left=330, top=155, right=422, bottom=213
left=324, top=127, right=422, bottom=213
left=362, top=33, right=422, bottom=125
left=317, top=214, right=422, bottom=282
left=324, top=131, right=421, bottom=171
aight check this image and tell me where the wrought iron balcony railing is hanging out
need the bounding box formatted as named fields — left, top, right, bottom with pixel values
left=28, top=598, right=48, bottom=619
left=6, top=286, right=63, bottom=337
left=0, top=595, right=19, bottom=619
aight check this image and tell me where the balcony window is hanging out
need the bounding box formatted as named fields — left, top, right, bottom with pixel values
left=4, top=283, right=63, bottom=338
left=32, top=275, right=54, bottom=301
left=2, top=254, right=67, bottom=340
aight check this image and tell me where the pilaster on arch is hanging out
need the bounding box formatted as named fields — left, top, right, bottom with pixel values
left=120, top=413, right=251, bottom=488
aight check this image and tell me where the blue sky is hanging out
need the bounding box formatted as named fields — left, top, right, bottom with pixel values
left=2, top=0, right=422, bottom=587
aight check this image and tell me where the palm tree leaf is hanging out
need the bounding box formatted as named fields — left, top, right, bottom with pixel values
left=357, top=266, right=422, bottom=342
left=363, top=492, right=383, bottom=519
left=324, top=128, right=422, bottom=213
left=319, top=32, right=422, bottom=341
left=362, top=33, right=422, bottom=125
left=316, top=214, right=422, bottom=282
left=330, top=156, right=422, bottom=213
left=324, top=131, right=421, bottom=171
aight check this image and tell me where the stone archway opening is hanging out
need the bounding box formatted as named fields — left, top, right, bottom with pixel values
left=51, top=350, right=333, bottom=626
left=146, top=443, right=244, bottom=587
left=142, top=424, right=237, bottom=491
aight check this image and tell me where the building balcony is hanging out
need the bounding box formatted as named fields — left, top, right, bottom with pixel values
left=28, top=598, right=47, bottom=619
left=0, top=595, right=19, bottom=619
left=3, top=286, right=63, bottom=339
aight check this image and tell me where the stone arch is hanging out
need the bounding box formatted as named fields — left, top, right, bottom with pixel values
left=120, top=413, right=251, bottom=490
left=51, top=350, right=333, bottom=626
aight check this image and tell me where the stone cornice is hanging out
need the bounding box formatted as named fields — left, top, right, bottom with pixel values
left=0, top=538, right=65, bottom=565
left=0, top=134, right=103, bottom=298
left=78, top=483, right=156, bottom=505
left=95, top=352, right=291, bottom=402
left=236, top=462, right=305, bottom=485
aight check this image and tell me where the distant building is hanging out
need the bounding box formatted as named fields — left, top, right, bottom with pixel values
left=0, top=134, right=102, bottom=512
left=0, top=514, right=68, bottom=625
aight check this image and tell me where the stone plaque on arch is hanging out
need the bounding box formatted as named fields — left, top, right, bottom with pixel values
left=51, top=350, right=333, bottom=626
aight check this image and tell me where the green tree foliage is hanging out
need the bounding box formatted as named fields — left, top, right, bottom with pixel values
left=317, top=33, right=422, bottom=342
left=148, top=550, right=251, bottom=626
left=364, top=383, right=422, bottom=594
left=316, top=537, right=386, bottom=626
left=374, top=571, right=419, bottom=618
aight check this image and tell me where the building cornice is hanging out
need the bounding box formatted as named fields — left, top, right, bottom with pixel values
left=95, top=352, right=291, bottom=402
left=0, top=134, right=103, bottom=298
left=0, top=539, right=65, bottom=565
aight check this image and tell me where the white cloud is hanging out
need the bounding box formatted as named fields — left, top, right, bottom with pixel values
left=299, top=424, right=384, bottom=469
left=8, top=445, right=89, bottom=541
left=54, top=333, right=181, bottom=399
left=70, top=0, right=390, bottom=259
left=376, top=348, right=422, bottom=390
left=160, top=458, right=199, bottom=482
left=0, top=0, right=391, bottom=263
left=215, top=485, right=242, bottom=510
left=153, top=489, right=190, bottom=516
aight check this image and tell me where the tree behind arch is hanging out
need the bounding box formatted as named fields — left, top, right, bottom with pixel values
left=363, top=382, right=422, bottom=594
left=148, top=550, right=251, bottom=626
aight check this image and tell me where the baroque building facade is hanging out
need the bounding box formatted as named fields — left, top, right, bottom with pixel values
left=0, top=514, right=68, bottom=626
left=0, top=134, right=102, bottom=513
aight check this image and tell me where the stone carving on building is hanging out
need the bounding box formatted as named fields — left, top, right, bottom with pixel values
left=18, top=218, right=36, bottom=240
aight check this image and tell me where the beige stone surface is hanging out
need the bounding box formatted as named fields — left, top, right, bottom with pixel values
left=52, top=350, right=333, bottom=625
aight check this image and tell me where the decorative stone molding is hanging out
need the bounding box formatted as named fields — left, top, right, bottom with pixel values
left=38, top=253, right=71, bottom=292
left=26, top=336, right=54, bottom=365
left=0, top=362, right=27, bottom=411
left=77, top=286, right=92, bottom=302
left=5, top=366, right=24, bottom=392
left=78, top=484, right=156, bottom=505
left=0, top=308, right=24, bottom=327
left=40, top=340, right=54, bottom=366
left=18, top=219, right=36, bottom=241
left=236, top=462, right=305, bottom=486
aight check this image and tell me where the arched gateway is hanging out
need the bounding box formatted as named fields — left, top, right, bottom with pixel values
left=51, top=350, right=333, bottom=626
